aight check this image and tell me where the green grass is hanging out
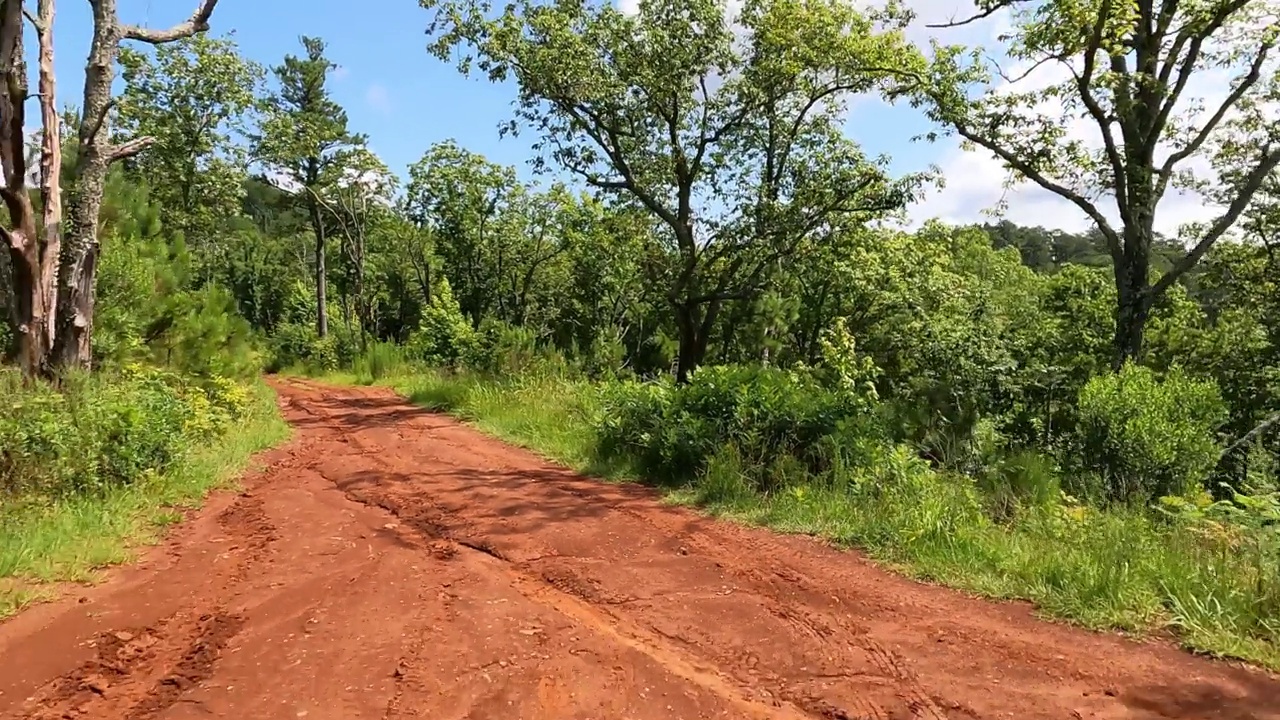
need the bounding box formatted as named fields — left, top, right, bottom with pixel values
left=0, top=381, right=290, bottom=617
left=326, top=367, right=1280, bottom=671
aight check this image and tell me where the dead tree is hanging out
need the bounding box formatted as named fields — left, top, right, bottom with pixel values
left=52, top=0, right=221, bottom=369
left=0, top=0, right=60, bottom=376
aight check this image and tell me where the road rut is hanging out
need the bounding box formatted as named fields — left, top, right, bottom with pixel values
left=1, top=378, right=1277, bottom=719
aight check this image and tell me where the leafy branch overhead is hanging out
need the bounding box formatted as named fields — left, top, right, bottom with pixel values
left=912, top=0, right=1280, bottom=366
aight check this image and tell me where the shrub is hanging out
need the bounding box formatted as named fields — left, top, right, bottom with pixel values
left=354, top=341, right=407, bottom=381
left=467, top=319, right=539, bottom=375
left=1075, top=365, right=1226, bottom=503
left=597, top=364, right=883, bottom=491
left=406, top=280, right=477, bottom=368
left=268, top=321, right=338, bottom=372
left=0, top=372, right=86, bottom=497
left=95, top=226, right=261, bottom=379
left=978, top=448, right=1062, bottom=522
left=0, top=366, right=253, bottom=499
left=85, top=372, right=192, bottom=488
left=581, top=332, right=628, bottom=380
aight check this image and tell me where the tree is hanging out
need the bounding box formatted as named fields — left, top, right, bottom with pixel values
left=405, top=141, right=518, bottom=327
left=116, top=34, right=263, bottom=261
left=0, top=0, right=60, bottom=374
left=312, top=147, right=397, bottom=345
left=495, top=183, right=580, bottom=329
left=1, top=0, right=222, bottom=374
left=255, top=36, right=366, bottom=338
left=425, top=0, right=927, bottom=381
left=54, top=0, right=228, bottom=370
left=916, top=0, right=1280, bottom=368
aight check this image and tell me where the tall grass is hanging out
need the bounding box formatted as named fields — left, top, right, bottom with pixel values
left=0, top=381, right=289, bottom=617
left=345, top=367, right=1280, bottom=670
left=392, top=370, right=604, bottom=469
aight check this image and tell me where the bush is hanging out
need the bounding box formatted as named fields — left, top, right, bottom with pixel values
left=977, top=448, right=1062, bottom=522
left=467, top=319, right=540, bottom=375
left=406, top=280, right=477, bottom=368
left=0, top=366, right=254, bottom=499
left=597, top=364, right=883, bottom=491
left=1075, top=365, right=1226, bottom=503
left=85, top=373, right=192, bottom=488
left=95, top=226, right=261, bottom=379
left=268, top=321, right=338, bottom=372
left=353, top=341, right=408, bottom=381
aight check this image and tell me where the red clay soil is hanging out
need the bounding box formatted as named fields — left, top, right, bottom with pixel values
left=1, top=379, right=1278, bottom=720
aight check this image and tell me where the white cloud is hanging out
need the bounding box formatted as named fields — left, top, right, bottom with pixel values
left=611, top=0, right=1265, bottom=234
left=365, top=83, right=392, bottom=115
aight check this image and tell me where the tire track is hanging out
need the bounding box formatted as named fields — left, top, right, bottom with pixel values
left=286, top=389, right=833, bottom=719
left=11, top=610, right=245, bottom=720
left=615, top=504, right=953, bottom=719
left=4, top=490, right=276, bottom=720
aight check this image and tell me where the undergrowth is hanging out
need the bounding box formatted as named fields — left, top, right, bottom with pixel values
left=0, top=377, right=289, bottom=617
left=341, top=365, right=1280, bottom=671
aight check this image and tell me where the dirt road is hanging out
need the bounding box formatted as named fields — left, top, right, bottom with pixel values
left=1, top=379, right=1277, bottom=719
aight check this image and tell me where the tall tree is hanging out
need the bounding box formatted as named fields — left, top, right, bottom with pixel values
left=312, top=147, right=396, bottom=344
left=405, top=141, right=517, bottom=327
left=3, top=0, right=219, bottom=374
left=255, top=36, right=365, bottom=338
left=116, top=34, right=263, bottom=260
left=916, top=0, right=1280, bottom=368
left=425, top=0, right=926, bottom=381
left=52, top=0, right=226, bottom=370
left=0, top=0, right=57, bottom=374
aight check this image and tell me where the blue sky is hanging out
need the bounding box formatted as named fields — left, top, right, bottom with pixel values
left=50, top=1, right=936, bottom=176
left=45, top=0, right=1214, bottom=233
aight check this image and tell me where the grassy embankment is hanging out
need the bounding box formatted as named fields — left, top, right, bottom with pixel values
left=326, top=364, right=1280, bottom=671
left=0, top=379, right=289, bottom=617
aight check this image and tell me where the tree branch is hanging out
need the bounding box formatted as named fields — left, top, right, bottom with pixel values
left=1156, top=41, right=1271, bottom=196
left=926, top=1, right=1029, bottom=29
left=1219, top=411, right=1280, bottom=462
left=1148, top=35, right=1205, bottom=152
left=22, top=7, right=43, bottom=31
left=106, top=135, right=156, bottom=162
left=84, top=97, right=115, bottom=147
left=121, top=0, right=220, bottom=44
left=955, top=123, right=1122, bottom=249
left=1074, top=0, right=1128, bottom=227
left=1151, top=145, right=1280, bottom=297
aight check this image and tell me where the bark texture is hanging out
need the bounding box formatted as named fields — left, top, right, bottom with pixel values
left=51, top=0, right=220, bottom=370
left=0, top=0, right=60, bottom=376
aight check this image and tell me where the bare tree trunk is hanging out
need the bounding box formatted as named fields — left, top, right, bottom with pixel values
left=1111, top=223, right=1153, bottom=370
left=52, top=0, right=220, bottom=370
left=53, top=0, right=117, bottom=369
left=0, top=0, right=60, bottom=377
left=309, top=196, right=329, bottom=338
left=35, top=0, right=62, bottom=358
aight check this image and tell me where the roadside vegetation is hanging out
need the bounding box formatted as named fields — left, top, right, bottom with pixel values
left=318, top=307, right=1280, bottom=670
left=0, top=375, right=286, bottom=616
left=2, top=0, right=1279, bottom=676
left=0, top=175, right=290, bottom=616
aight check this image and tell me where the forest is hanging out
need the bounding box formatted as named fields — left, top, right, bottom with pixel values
left=1, top=0, right=1279, bottom=671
